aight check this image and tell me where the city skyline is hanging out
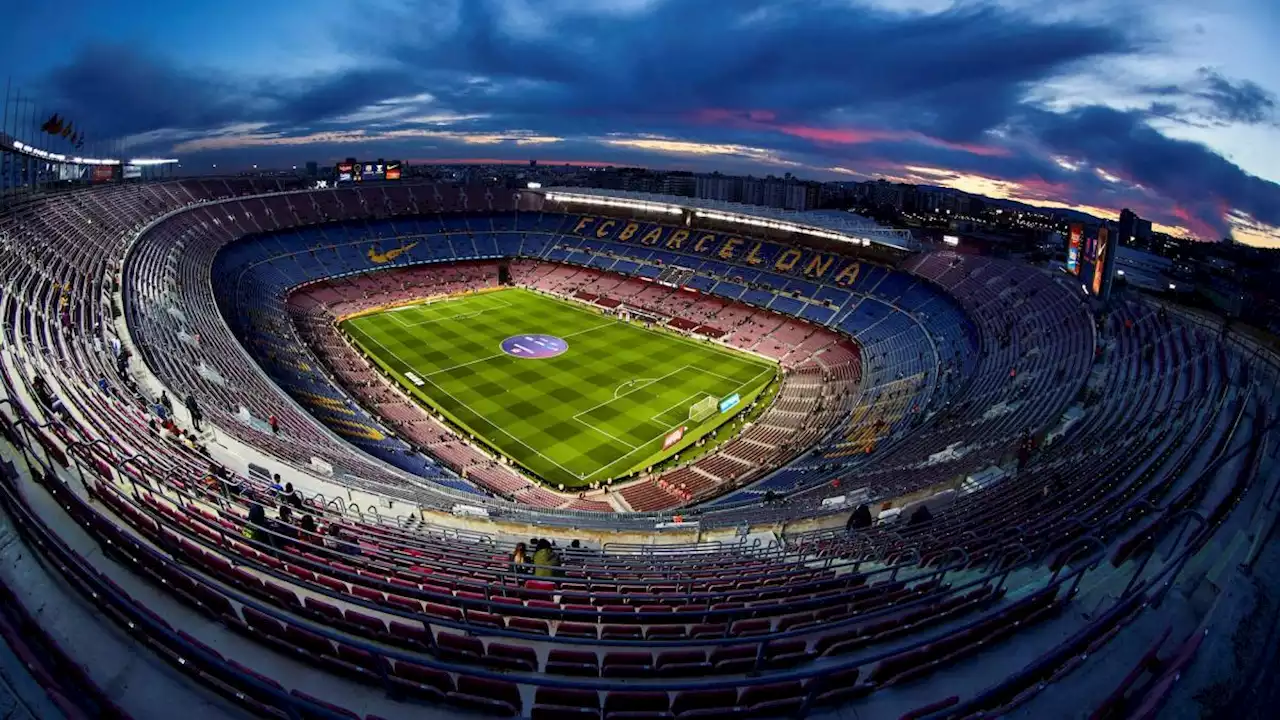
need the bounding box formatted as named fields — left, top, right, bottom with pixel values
left=3, top=0, right=1280, bottom=246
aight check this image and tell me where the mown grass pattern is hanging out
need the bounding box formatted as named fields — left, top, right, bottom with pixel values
left=342, top=288, right=777, bottom=488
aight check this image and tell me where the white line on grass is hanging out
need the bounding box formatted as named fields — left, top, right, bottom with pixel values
left=570, top=364, right=697, bottom=424
left=575, top=422, right=640, bottom=450
left=423, top=319, right=619, bottom=378
left=650, top=392, right=714, bottom=425
left=354, top=289, right=781, bottom=485
left=689, top=365, right=751, bottom=384
left=349, top=325, right=591, bottom=480
left=388, top=298, right=512, bottom=328
left=578, top=365, right=777, bottom=484
left=614, top=378, right=658, bottom=399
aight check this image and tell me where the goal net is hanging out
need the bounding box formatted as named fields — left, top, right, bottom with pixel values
left=689, top=395, right=718, bottom=422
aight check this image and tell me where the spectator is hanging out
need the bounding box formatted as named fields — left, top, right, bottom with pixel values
left=909, top=505, right=934, bottom=525
left=532, top=539, right=561, bottom=578
left=31, top=374, right=53, bottom=408
left=269, top=414, right=279, bottom=435
left=325, top=525, right=360, bottom=556
left=243, top=504, right=267, bottom=543
left=511, top=542, right=529, bottom=575
left=847, top=503, right=873, bottom=532
left=274, top=506, right=297, bottom=544
left=298, top=513, right=317, bottom=541
left=159, top=392, right=173, bottom=416
left=282, top=482, right=303, bottom=510
left=185, top=393, right=203, bottom=431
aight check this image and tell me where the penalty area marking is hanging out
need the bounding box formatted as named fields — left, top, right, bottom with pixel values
left=615, top=378, right=657, bottom=398
left=577, top=364, right=777, bottom=484
left=570, top=364, right=699, bottom=425
left=387, top=297, right=512, bottom=328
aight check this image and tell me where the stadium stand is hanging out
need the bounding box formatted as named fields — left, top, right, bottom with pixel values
left=0, top=179, right=1275, bottom=719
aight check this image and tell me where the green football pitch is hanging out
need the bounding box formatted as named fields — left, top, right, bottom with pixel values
left=340, top=287, right=777, bottom=489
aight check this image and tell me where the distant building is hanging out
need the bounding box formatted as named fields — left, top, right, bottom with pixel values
left=695, top=174, right=736, bottom=202
left=1118, top=208, right=1153, bottom=247
left=662, top=173, right=695, bottom=197
left=305, top=161, right=318, bottom=177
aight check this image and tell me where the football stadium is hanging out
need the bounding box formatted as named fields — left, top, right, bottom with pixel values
left=1, top=153, right=1279, bottom=718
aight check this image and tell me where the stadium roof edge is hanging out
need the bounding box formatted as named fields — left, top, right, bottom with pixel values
left=534, top=187, right=919, bottom=252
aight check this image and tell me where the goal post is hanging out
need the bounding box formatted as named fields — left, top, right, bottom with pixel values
left=689, top=395, right=718, bottom=422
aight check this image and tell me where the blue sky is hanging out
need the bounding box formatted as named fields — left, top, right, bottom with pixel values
left=4, top=0, right=1280, bottom=246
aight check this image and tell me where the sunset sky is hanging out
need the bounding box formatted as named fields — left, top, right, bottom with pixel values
left=4, top=0, right=1280, bottom=246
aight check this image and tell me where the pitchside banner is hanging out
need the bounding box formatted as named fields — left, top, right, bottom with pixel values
left=719, top=393, right=741, bottom=413
left=663, top=426, right=687, bottom=450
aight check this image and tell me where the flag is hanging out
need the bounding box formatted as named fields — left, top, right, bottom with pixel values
left=41, top=113, right=62, bottom=134
left=61, top=122, right=74, bottom=139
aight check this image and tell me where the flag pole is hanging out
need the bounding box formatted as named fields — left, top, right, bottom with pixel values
left=2, top=77, right=11, bottom=143
left=20, top=91, right=30, bottom=193
left=31, top=100, right=41, bottom=193
left=2, top=78, right=10, bottom=196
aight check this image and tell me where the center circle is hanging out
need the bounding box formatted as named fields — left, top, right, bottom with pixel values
left=501, top=334, right=568, bottom=359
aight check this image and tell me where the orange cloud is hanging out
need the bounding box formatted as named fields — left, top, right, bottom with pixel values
left=172, top=128, right=563, bottom=153
left=691, top=108, right=1010, bottom=157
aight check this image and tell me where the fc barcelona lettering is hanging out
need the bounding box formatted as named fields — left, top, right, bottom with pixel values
left=565, top=215, right=867, bottom=286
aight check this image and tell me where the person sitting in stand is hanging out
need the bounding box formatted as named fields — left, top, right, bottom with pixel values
left=243, top=504, right=268, bottom=544
left=325, top=525, right=361, bottom=556
left=511, top=542, right=530, bottom=575
left=283, top=482, right=304, bottom=510
left=532, top=539, right=561, bottom=578
left=274, top=505, right=298, bottom=545
left=298, top=513, right=318, bottom=543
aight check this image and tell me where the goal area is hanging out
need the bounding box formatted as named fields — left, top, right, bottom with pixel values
left=689, top=395, right=718, bottom=422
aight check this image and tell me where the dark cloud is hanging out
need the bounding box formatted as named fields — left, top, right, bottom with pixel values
left=1016, top=104, right=1280, bottom=237
left=1196, top=69, right=1276, bottom=124
left=265, top=67, right=420, bottom=126
left=24, top=2, right=1280, bottom=242
left=40, top=1, right=1135, bottom=154
left=42, top=45, right=253, bottom=137
left=40, top=45, right=422, bottom=138
left=386, top=0, right=1133, bottom=142
left=1142, top=67, right=1277, bottom=127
